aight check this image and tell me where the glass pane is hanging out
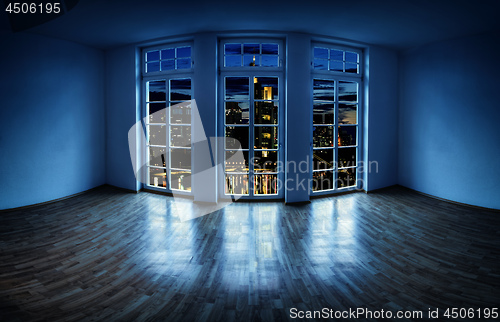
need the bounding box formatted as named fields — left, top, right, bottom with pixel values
left=261, top=55, right=278, bottom=67
left=225, top=55, right=241, bottom=67
left=338, top=103, right=357, bottom=124
left=338, top=126, right=357, bottom=146
left=339, top=81, right=358, bottom=102
left=146, top=61, right=160, bottom=73
left=254, top=126, right=278, bottom=149
left=262, top=43, right=278, bottom=55
left=225, top=43, right=241, bottom=55
left=225, top=102, right=249, bottom=124
left=254, top=150, right=278, bottom=173
left=225, top=126, right=249, bottom=149
left=243, top=55, right=259, bottom=66
left=345, top=63, right=358, bottom=73
left=330, top=49, right=343, bottom=61
left=254, top=101, right=278, bottom=125
left=161, top=48, right=175, bottom=60
left=254, top=174, right=278, bottom=195
left=314, top=47, right=328, bottom=59
left=177, top=58, right=191, bottom=69
left=225, top=150, right=249, bottom=173
left=329, top=60, right=343, bottom=72
left=345, top=51, right=358, bottom=63
left=312, top=170, right=334, bottom=191
left=314, top=59, right=328, bottom=70
left=313, top=126, right=333, bottom=148
left=148, top=125, right=166, bottom=146
left=146, top=50, right=160, bottom=61
left=170, top=148, right=191, bottom=169
left=243, top=43, right=260, bottom=55
left=176, top=46, right=191, bottom=58
left=170, top=170, right=191, bottom=191
left=338, top=168, right=356, bottom=188
left=254, top=77, right=278, bottom=100
left=313, top=101, right=334, bottom=125
left=170, top=102, right=191, bottom=124
left=149, top=147, right=166, bottom=167
left=148, top=103, right=166, bottom=123
left=170, top=125, right=191, bottom=147
left=338, top=147, right=356, bottom=168
left=149, top=167, right=167, bottom=188
left=225, top=77, right=249, bottom=100
left=225, top=174, right=249, bottom=195
left=160, top=60, right=175, bottom=71
left=313, top=79, right=335, bottom=101
left=313, top=149, right=334, bottom=170
left=147, top=81, right=166, bottom=101
left=170, top=79, right=191, bottom=101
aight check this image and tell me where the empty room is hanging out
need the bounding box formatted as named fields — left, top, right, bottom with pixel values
left=1, top=0, right=499, bottom=321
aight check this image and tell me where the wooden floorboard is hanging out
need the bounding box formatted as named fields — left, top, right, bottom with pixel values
left=0, top=186, right=499, bottom=321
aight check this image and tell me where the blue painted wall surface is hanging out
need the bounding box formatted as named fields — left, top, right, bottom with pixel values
left=399, top=32, right=500, bottom=209
left=364, top=46, right=399, bottom=191
left=0, top=32, right=105, bottom=210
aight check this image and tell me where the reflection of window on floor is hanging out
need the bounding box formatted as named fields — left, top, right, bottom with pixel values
left=143, top=44, right=193, bottom=192
left=312, top=45, right=361, bottom=192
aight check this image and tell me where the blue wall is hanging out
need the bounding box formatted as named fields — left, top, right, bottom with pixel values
left=399, top=32, right=500, bottom=209
left=0, top=32, right=105, bottom=210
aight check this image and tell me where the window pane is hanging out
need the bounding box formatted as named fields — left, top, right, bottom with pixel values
left=262, top=43, right=278, bottom=55
left=149, top=167, right=167, bottom=188
left=313, top=149, right=334, bottom=170
left=148, top=103, right=166, bottom=123
left=170, top=102, right=191, bottom=124
left=161, top=60, right=175, bottom=71
left=176, top=46, right=191, bottom=58
left=161, top=48, right=175, bottom=60
left=314, top=47, right=328, bottom=59
left=225, top=55, right=241, bottom=67
left=177, top=58, right=191, bottom=69
left=170, top=148, right=191, bottom=169
left=314, top=59, right=328, bottom=70
left=338, top=147, right=356, bottom=168
left=345, top=51, right=358, bottom=63
left=243, top=55, right=259, bottom=66
left=313, top=101, right=334, bottom=125
left=313, top=79, right=335, bottom=101
left=345, top=63, right=358, bottom=73
left=312, top=170, right=334, bottom=191
left=243, top=43, right=260, bottom=55
left=146, top=50, right=160, bottom=61
left=225, top=174, right=249, bottom=195
left=225, top=102, right=249, bottom=124
left=170, top=79, right=191, bottom=101
left=225, top=150, right=249, bottom=173
left=338, top=126, right=357, bottom=146
left=147, top=81, right=166, bottom=102
left=254, top=126, right=278, bottom=149
left=254, top=174, right=278, bottom=195
left=225, top=43, right=241, bottom=55
left=225, top=77, right=249, bottom=100
left=329, top=60, right=343, bottom=72
left=149, top=147, right=166, bottom=167
left=170, top=126, right=191, bottom=147
left=146, top=61, right=160, bottom=73
left=330, top=49, right=343, bottom=61
left=261, top=55, right=278, bottom=67
left=338, top=103, right=357, bottom=124
left=339, top=81, right=358, bottom=102
left=170, top=170, right=191, bottom=191
left=254, top=77, right=278, bottom=100
left=254, top=150, right=278, bottom=173
left=148, top=125, right=166, bottom=146
left=313, top=126, right=333, bottom=148
left=225, top=126, right=249, bottom=149
left=337, top=168, right=356, bottom=188
left=254, top=101, right=278, bottom=124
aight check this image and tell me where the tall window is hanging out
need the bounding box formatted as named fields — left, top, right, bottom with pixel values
left=220, top=39, right=284, bottom=198
left=311, top=44, right=362, bottom=193
left=143, top=43, right=193, bottom=192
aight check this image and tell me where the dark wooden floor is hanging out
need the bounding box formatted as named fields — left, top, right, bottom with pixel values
left=0, top=186, right=499, bottom=321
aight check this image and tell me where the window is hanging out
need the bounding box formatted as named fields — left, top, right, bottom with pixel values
left=311, top=44, right=362, bottom=193
left=145, top=45, right=192, bottom=73
left=224, top=42, right=280, bottom=67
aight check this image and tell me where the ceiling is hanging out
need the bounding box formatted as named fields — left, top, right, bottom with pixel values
left=1, top=0, right=500, bottom=50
